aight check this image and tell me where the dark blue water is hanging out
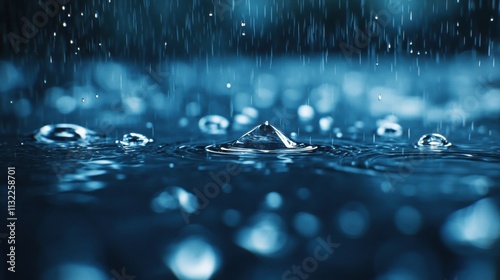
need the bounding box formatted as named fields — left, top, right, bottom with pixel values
left=1, top=0, right=500, bottom=280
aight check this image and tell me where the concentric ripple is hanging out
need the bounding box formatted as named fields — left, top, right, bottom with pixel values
left=205, top=121, right=317, bottom=155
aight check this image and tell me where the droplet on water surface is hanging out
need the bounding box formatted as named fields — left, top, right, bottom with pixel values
left=376, top=122, right=403, bottom=138
left=198, top=115, right=230, bottom=135
left=417, top=133, right=452, bottom=148
left=116, top=133, right=153, bottom=148
left=34, top=123, right=99, bottom=143
left=206, top=121, right=317, bottom=154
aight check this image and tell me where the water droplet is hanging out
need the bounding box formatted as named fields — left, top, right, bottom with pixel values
left=34, top=124, right=99, bottom=143
left=95, top=94, right=99, bottom=99
left=209, top=12, right=213, bottom=16
left=63, top=22, right=67, bottom=27
left=241, top=21, right=246, bottom=27
left=298, top=105, right=315, bottom=122
left=417, top=133, right=452, bottom=148
left=319, top=116, right=334, bottom=132
left=81, top=98, right=85, bottom=103
left=378, top=94, right=382, bottom=101
left=226, top=82, right=232, bottom=89
left=377, top=122, right=403, bottom=138
left=116, top=133, right=153, bottom=148
left=206, top=121, right=317, bottom=154
left=198, top=115, right=230, bottom=135
left=10, top=100, right=13, bottom=104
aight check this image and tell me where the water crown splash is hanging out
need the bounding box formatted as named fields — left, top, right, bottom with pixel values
left=206, top=121, right=317, bottom=154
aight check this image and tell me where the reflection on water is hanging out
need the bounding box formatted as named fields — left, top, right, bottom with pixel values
left=2, top=56, right=499, bottom=280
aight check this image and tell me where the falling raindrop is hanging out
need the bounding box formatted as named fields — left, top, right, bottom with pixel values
left=206, top=121, right=317, bottom=154
left=116, top=133, right=153, bottom=148
left=378, top=94, right=382, bottom=101
left=198, top=115, right=230, bottom=135
left=417, top=133, right=452, bottom=148
left=81, top=98, right=85, bottom=103
left=226, top=82, right=232, bottom=89
left=95, top=94, right=99, bottom=99
left=34, top=124, right=99, bottom=143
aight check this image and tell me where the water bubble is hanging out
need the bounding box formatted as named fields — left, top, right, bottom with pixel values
left=376, top=122, right=403, bottom=138
left=198, top=115, right=230, bottom=135
left=417, top=133, right=452, bottom=148
left=378, top=94, right=382, bottom=101
left=81, top=98, right=85, bottom=103
left=34, top=124, right=99, bottom=143
left=116, top=133, right=153, bottom=148
left=265, top=192, right=283, bottom=209
left=151, top=187, right=198, bottom=214
left=206, top=121, right=317, bottom=154
left=226, top=82, right=232, bottom=89
left=293, top=212, right=320, bottom=238
left=165, top=237, right=220, bottom=280
left=95, top=94, right=99, bottom=99
left=235, top=213, right=287, bottom=256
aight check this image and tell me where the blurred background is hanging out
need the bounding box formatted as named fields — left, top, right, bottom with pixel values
left=1, top=0, right=500, bottom=280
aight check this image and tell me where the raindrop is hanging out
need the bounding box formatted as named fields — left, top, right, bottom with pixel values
left=209, top=12, right=213, bottom=16
left=206, top=122, right=317, bottom=154
left=116, top=133, right=153, bottom=148
left=198, top=115, right=230, bottom=135
left=63, top=22, right=67, bottom=27
left=241, top=21, right=246, bottom=27
left=376, top=122, right=403, bottom=138
left=417, top=133, right=452, bottom=148
left=226, top=82, right=232, bottom=89
left=34, top=124, right=99, bottom=143
left=378, top=94, right=382, bottom=101
left=95, top=94, right=99, bottom=99
left=81, top=98, right=85, bottom=103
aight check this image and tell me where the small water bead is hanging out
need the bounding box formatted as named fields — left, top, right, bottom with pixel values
left=206, top=121, right=317, bottom=154
left=298, top=105, right=315, bottom=122
left=198, top=115, right=230, bottom=135
left=377, top=122, right=403, bottom=138
left=417, top=133, right=452, bottom=148
left=34, top=123, right=99, bottom=143
left=116, top=133, right=153, bottom=148
left=378, top=94, right=382, bottom=101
